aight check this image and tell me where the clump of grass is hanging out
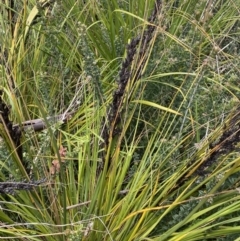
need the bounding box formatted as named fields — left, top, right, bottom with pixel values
left=1, top=0, right=240, bottom=241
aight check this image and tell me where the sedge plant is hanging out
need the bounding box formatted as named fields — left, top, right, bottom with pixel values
left=0, top=0, right=240, bottom=240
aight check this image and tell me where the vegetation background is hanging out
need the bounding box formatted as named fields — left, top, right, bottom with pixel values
left=1, top=0, right=240, bottom=240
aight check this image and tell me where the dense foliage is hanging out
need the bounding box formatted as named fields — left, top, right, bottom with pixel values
left=1, top=0, right=240, bottom=240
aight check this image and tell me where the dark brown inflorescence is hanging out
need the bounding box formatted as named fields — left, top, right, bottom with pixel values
left=172, top=106, right=240, bottom=194
left=103, top=0, right=162, bottom=146
left=0, top=179, right=46, bottom=195
left=160, top=107, right=240, bottom=201
left=196, top=106, right=240, bottom=175
left=0, top=90, right=22, bottom=161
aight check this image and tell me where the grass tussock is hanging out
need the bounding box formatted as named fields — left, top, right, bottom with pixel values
left=0, top=0, right=240, bottom=240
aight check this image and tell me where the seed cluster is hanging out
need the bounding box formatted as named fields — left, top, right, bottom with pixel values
left=103, top=0, right=162, bottom=145
left=0, top=179, right=46, bottom=194
left=196, top=107, right=240, bottom=175
left=173, top=106, right=240, bottom=193
left=0, top=90, right=22, bottom=161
